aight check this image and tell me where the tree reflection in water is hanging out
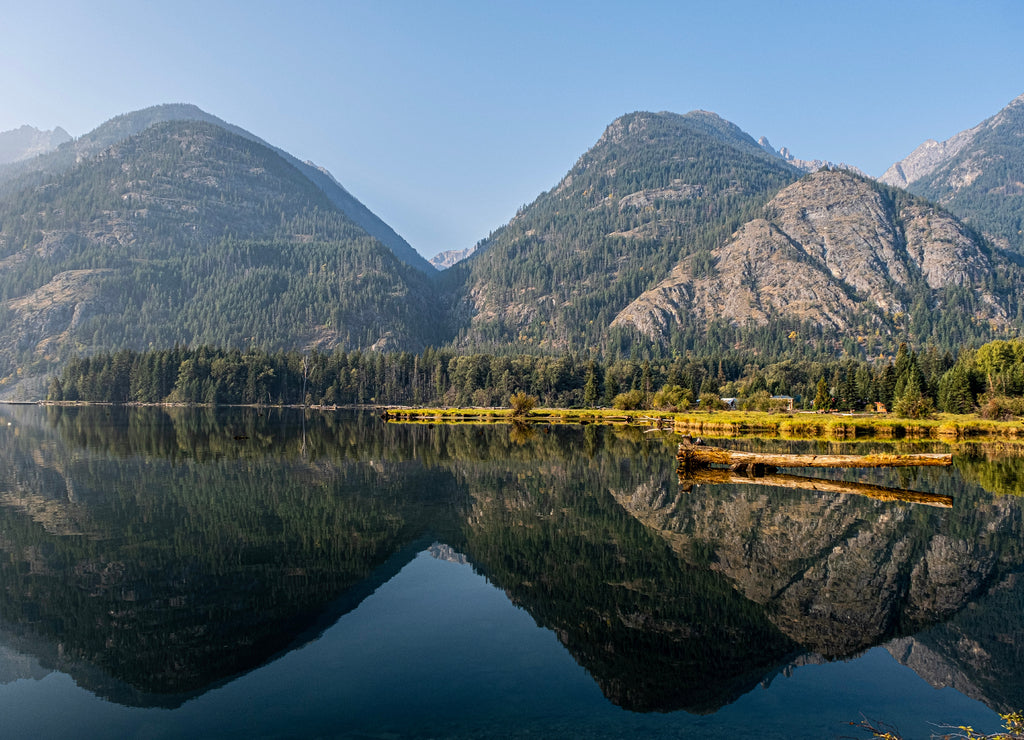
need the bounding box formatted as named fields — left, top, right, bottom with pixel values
left=0, top=405, right=1022, bottom=716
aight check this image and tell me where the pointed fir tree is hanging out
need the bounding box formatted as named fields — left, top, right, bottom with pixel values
left=813, top=377, right=830, bottom=410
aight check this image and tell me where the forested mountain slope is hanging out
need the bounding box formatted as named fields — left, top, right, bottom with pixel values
left=614, top=170, right=1022, bottom=354
left=444, top=110, right=803, bottom=351
left=0, top=104, right=434, bottom=274
left=0, top=120, right=446, bottom=392
left=880, top=93, right=1024, bottom=255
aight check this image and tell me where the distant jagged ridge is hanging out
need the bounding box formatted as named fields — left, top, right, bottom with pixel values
left=430, top=244, right=477, bottom=270
left=0, top=125, right=71, bottom=165
left=757, top=136, right=866, bottom=176
left=880, top=92, right=1024, bottom=254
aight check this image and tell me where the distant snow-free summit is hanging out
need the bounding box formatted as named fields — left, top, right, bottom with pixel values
left=0, top=124, right=71, bottom=164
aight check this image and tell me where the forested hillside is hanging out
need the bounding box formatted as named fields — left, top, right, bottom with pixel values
left=0, top=104, right=434, bottom=274
left=444, top=111, right=803, bottom=351
left=3, top=102, right=1024, bottom=401
left=0, top=120, right=446, bottom=391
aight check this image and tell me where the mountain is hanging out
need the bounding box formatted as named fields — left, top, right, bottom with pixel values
left=613, top=169, right=1021, bottom=351
left=445, top=110, right=803, bottom=351
left=429, top=244, right=477, bottom=270
left=757, top=136, right=866, bottom=176
left=0, top=125, right=71, bottom=165
left=880, top=93, right=1024, bottom=254
left=0, top=118, right=447, bottom=395
left=0, top=104, right=434, bottom=274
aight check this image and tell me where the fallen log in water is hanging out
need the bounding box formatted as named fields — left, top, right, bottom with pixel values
left=677, top=444, right=952, bottom=471
left=677, top=468, right=953, bottom=508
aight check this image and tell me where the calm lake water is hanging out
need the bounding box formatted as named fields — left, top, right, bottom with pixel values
left=1, top=405, right=1022, bottom=739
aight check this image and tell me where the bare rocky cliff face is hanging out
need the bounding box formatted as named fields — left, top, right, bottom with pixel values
left=612, top=170, right=1008, bottom=341
left=879, top=128, right=982, bottom=190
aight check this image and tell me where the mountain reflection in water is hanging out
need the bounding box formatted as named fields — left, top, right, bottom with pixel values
left=0, top=405, right=1021, bottom=735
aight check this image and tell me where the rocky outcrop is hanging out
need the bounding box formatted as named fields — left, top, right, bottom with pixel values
left=614, top=218, right=862, bottom=337
left=0, top=269, right=114, bottom=379
left=613, top=170, right=1009, bottom=341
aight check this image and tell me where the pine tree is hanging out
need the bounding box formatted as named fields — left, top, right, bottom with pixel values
left=583, top=362, right=599, bottom=408
left=814, top=377, right=829, bottom=410
left=938, top=365, right=974, bottom=414
left=893, top=373, right=934, bottom=419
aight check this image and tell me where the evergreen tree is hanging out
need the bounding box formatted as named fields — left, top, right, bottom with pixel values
left=603, top=367, right=620, bottom=407
left=583, top=362, right=600, bottom=408
left=813, top=377, right=829, bottom=410
left=938, top=364, right=974, bottom=414
left=893, top=372, right=934, bottom=419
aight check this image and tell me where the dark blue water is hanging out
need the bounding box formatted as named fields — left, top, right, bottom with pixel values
left=0, top=549, right=1001, bottom=740
left=0, top=406, right=1017, bottom=739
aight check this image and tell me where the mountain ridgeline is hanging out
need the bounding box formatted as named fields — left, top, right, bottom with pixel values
left=880, top=93, right=1024, bottom=255
left=1, top=101, right=1023, bottom=396
left=0, top=125, right=71, bottom=165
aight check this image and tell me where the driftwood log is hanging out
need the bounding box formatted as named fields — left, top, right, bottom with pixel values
left=678, top=468, right=953, bottom=508
left=677, top=444, right=952, bottom=472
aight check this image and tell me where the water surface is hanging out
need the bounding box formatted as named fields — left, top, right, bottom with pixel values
left=1, top=406, right=1021, bottom=738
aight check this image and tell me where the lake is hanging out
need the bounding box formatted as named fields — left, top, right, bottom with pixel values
left=0, top=405, right=1021, bottom=739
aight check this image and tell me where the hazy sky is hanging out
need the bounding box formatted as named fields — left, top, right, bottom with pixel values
left=2, top=0, right=1022, bottom=258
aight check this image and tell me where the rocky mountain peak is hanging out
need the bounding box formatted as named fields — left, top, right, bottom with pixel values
left=879, top=91, right=1024, bottom=190
left=612, top=169, right=1009, bottom=342
left=759, top=135, right=866, bottom=176
left=0, top=124, right=72, bottom=165
left=878, top=131, right=979, bottom=189
left=879, top=91, right=1024, bottom=254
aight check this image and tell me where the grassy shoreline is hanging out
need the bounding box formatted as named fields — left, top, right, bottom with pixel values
left=384, top=406, right=1024, bottom=441
left=17, top=400, right=1024, bottom=441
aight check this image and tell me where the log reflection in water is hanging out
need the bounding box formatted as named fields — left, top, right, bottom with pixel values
left=677, top=468, right=953, bottom=508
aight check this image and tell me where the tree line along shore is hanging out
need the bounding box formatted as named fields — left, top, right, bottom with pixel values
left=43, top=339, right=1024, bottom=416
left=32, top=338, right=1024, bottom=441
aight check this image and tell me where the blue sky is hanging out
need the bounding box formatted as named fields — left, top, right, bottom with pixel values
left=2, top=0, right=1022, bottom=258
